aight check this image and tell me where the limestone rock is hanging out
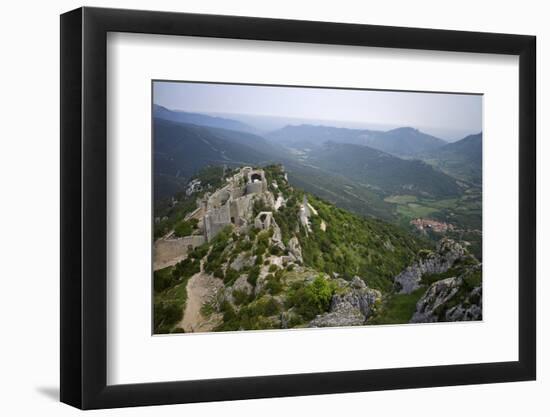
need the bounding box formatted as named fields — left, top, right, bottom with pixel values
left=331, top=280, right=381, bottom=318
left=230, top=253, right=255, bottom=272
left=308, top=303, right=365, bottom=327
left=409, top=273, right=482, bottom=324
left=445, top=286, right=482, bottom=321
left=410, top=277, right=462, bottom=323
left=350, top=276, right=366, bottom=289
left=232, top=275, right=253, bottom=296
left=280, top=310, right=301, bottom=329
left=274, top=195, right=286, bottom=210
left=308, top=276, right=381, bottom=328
left=287, top=236, right=303, bottom=264
left=394, top=238, right=467, bottom=294
left=271, top=219, right=283, bottom=245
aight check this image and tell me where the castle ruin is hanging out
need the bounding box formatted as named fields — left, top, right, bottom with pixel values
left=254, top=211, right=274, bottom=230
left=203, top=167, right=268, bottom=241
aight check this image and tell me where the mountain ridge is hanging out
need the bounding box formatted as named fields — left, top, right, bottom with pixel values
left=305, top=141, right=463, bottom=198
left=153, top=104, right=258, bottom=134
left=153, top=117, right=277, bottom=200
left=266, top=123, right=448, bottom=157
left=419, top=132, right=482, bottom=184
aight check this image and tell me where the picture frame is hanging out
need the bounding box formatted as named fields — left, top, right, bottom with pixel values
left=60, top=6, right=536, bottom=410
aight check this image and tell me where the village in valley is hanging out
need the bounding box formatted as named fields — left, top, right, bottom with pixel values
left=410, top=218, right=455, bottom=233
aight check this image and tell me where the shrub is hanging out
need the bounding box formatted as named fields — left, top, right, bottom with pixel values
left=249, top=296, right=281, bottom=317
left=247, top=266, right=260, bottom=286
left=204, top=227, right=233, bottom=273
left=264, top=274, right=283, bottom=295
left=287, top=275, right=334, bottom=320
left=173, top=258, right=200, bottom=280
left=200, top=301, right=216, bottom=317
left=224, top=268, right=239, bottom=285
left=154, top=267, right=175, bottom=293
left=268, top=264, right=278, bottom=273
left=173, top=219, right=196, bottom=237
left=154, top=301, right=183, bottom=332
left=257, top=230, right=270, bottom=246
left=232, top=289, right=251, bottom=305
left=213, top=268, right=225, bottom=280
left=220, top=300, right=237, bottom=323
left=255, top=245, right=266, bottom=257
left=190, top=244, right=209, bottom=260
left=463, top=270, right=482, bottom=290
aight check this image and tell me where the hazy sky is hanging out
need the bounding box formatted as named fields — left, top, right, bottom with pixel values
left=153, top=81, right=482, bottom=135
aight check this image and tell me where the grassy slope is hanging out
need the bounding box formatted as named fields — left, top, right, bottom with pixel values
left=368, top=288, right=426, bottom=325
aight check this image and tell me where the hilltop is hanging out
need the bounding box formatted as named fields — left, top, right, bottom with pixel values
left=419, top=133, right=482, bottom=185
left=154, top=165, right=481, bottom=333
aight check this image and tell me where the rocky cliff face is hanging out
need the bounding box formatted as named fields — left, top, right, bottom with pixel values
left=309, top=277, right=381, bottom=327
left=393, top=238, right=466, bottom=294
left=410, top=265, right=482, bottom=323
left=287, top=236, right=303, bottom=264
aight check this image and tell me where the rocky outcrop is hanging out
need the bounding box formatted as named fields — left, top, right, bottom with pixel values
left=270, top=220, right=287, bottom=253
left=410, top=277, right=462, bottom=323
left=445, top=286, right=482, bottom=321
left=308, top=276, right=381, bottom=328
left=331, top=277, right=381, bottom=318
left=410, top=268, right=482, bottom=323
left=274, top=195, right=286, bottom=210
left=232, top=275, right=253, bottom=296
left=230, top=253, right=255, bottom=272
left=287, top=236, right=303, bottom=264
left=394, top=238, right=466, bottom=294
left=308, top=303, right=366, bottom=327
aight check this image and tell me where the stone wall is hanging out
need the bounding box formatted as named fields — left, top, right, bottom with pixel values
left=154, top=235, right=206, bottom=270
left=205, top=203, right=231, bottom=241
left=208, top=187, right=231, bottom=208
left=246, top=181, right=263, bottom=195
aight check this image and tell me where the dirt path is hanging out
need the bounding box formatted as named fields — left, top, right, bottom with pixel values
left=179, top=273, right=223, bottom=333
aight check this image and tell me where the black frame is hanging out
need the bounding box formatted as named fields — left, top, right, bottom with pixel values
left=60, top=6, right=536, bottom=410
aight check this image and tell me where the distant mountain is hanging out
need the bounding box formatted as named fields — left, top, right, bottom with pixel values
left=153, top=104, right=258, bottom=134
left=419, top=133, right=482, bottom=185
left=305, top=142, right=462, bottom=198
left=153, top=118, right=276, bottom=199
left=266, top=124, right=447, bottom=157
left=153, top=118, right=470, bottom=219
left=266, top=124, right=368, bottom=148
left=362, top=127, right=447, bottom=157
